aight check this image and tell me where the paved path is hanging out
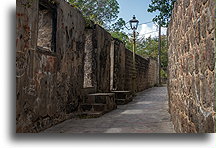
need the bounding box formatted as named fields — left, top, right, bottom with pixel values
left=42, top=87, right=175, bottom=133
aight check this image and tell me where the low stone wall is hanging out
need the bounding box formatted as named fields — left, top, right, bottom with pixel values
left=16, top=0, right=158, bottom=133
left=168, top=0, right=215, bottom=133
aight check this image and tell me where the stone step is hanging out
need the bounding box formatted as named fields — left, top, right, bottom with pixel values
left=84, top=93, right=116, bottom=104
left=78, top=92, right=117, bottom=119
left=111, top=91, right=133, bottom=105
left=78, top=111, right=104, bottom=118
left=80, top=104, right=106, bottom=112
left=111, top=91, right=132, bottom=99
left=115, top=98, right=132, bottom=105
left=81, top=87, right=97, bottom=104
left=116, top=99, right=127, bottom=105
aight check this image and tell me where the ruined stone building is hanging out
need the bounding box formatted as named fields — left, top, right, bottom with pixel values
left=168, top=0, right=215, bottom=132
left=16, top=0, right=158, bottom=133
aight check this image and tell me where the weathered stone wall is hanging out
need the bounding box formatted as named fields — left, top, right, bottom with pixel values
left=135, top=54, right=150, bottom=92
left=16, top=0, right=85, bottom=132
left=124, top=48, right=158, bottom=92
left=94, top=25, right=112, bottom=92
left=110, top=38, right=126, bottom=91
left=86, top=34, right=158, bottom=93
left=84, top=24, right=112, bottom=92
left=124, top=48, right=134, bottom=91
left=168, top=0, right=215, bottom=133
left=147, top=58, right=158, bottom=88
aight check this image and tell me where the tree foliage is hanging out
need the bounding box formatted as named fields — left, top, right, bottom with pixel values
left=136, top=36, right=168, bottom=78
left=147, top=0, right=176, bottom=27
left=68, top=0, right=120, bottom=27
left=109, top=18, right=126, bottom=32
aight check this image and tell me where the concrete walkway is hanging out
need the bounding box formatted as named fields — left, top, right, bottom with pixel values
left=42, top=87, right=175, bottom=133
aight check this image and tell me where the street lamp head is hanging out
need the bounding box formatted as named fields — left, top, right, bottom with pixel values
left=129, top=15, right=139, bottom=30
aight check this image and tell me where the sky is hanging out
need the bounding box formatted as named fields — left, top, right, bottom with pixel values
left=116, top=0, right=167, bottom=38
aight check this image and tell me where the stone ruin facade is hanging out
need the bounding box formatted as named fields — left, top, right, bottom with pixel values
left=16, top=0, right=158, bottom=132
left=168, top=0, right=215, bottom=133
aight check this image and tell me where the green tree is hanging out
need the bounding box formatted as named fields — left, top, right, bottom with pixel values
left=136, top=36, right=168, bottom=79
left=109, top=18, right=126, bottom=32
left=68, top=0, right=120, bottom=27
left=110, top=31, right=134, bottom=51
left=136, top=37, right=158, bottom=58
left=147, top=0, right=176, bottom=27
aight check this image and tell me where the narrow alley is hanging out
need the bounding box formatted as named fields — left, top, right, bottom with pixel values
left=42, top=87, right=175, bottom=133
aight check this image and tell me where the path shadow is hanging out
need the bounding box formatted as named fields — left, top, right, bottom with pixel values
left=8, top=6, right=16, bottom=140
left=13, top=133, right=209, bottom=142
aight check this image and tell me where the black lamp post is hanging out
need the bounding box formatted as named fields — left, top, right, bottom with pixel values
left=129, top=15, right=139, bottom=31
left=129, top=15, right=139, bottom=94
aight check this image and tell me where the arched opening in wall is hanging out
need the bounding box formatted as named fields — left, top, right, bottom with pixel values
left=37, top=0, right=57, bottom=52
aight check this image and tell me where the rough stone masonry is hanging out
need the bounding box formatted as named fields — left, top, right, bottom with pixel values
left=16, top=0, right=158, bottom=133
left=168, top=0, right=215, bottom=133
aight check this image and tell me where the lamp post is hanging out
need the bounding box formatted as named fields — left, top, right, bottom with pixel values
left=129, top=15, right=139, bottom=94
left=158, top=23, right=161, bottom=86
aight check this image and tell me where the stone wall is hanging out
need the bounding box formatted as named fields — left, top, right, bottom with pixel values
left=110, top=38, right=126, bottom=91
left=84, top=29, right=159, bottom=93
left=124, top=48, right=134, bottom=91
left=83, top=24, right=112, bottom=92
left=16, top=0, right=86, bottom=132
left=147, top=58, right=158, bottom=88
left=124, top=49, right=158, bottom=92
left=16, top=0, right=158, bottom=133
left=168, top=0, right=215, bottom=133
left=135, top=54, right=153, bottom=92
